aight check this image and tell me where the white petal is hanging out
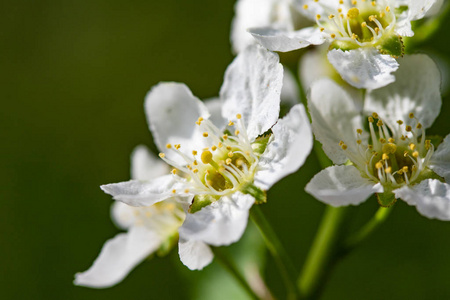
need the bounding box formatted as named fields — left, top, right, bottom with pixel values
left=281, top=68, right=300, bottom=107
left=249, top=26, right=325, bottom=52
left=430, top=134, right=450, bottom=182
left=299, top=45, right=335, bottom=92
left=294, top=0, right=340, bottom=20
left=131, top=145, right=168, bottom=181
left=425, top=0, right=444, bottom=17
left=145, top=82, right=209, bottom=164
left=365, top=54, right=441, bottom=131
left=395, top=13, right=414, bottom=37
left=220, top=45, right=283, bottom=140
left=111, top=202, right=136, bottom=230
left=231, top=0, right=293, bottom=54
left=179, top=192, right=254, bottom=247
left=395, top=179, right=450, bottom=220
left=204, top=97, right=227, bottom=130
left=101, top=175, right=186, bottom=207
left=408, top=0, right=437, bottom=20
left=74, top=226, right=161, bottom=288
left=178, top=239, right=214, bottom=270
left=254, top=104, right=312, bottom=190
left=305, top=165, right=382, bottom=206
left=308, top=78, right=364, bottom=164
left=328, top=48, right=399, bottom=90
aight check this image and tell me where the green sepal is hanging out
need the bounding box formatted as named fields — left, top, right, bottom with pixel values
left=329, top=40, right=359, bottom=52
left=414, top=168, right=445, bottom=184
left=377, top=34, right=404, bottom=58
left=376, top=189, right=397, bottom=207
left=241, top=182, right=267, bottom=204
left=156, top=232, right=179, bottom=257
left=189, top=194, right=219, bottom=213
left=251, top=130, right=272, bottom=156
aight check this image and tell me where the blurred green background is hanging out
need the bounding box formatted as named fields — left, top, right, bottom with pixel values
left=2, top=0, right=450, bottom=299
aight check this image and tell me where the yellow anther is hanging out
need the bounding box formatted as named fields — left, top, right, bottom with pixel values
left=379, top=138, right=386, bottom=144
left=382, top=143, right=397, bottom=154
left=338, top=8, right=343, bottom=13
left=193, top=160, right=198, bottom=165
left=371, top=1, right=376, bottom=6
left=357, top=139, right=362, bottom=144
left=303, top=4, right=308, bottom=9
left=368, top=116, right=374, bottom=123
left=385, top=167, right=392, bottom=173
left=404, top=151, right=408, bottom=157
left=375, top=162, right=383, bottom=169
left=375, top=28, right=380, bottom=33
left=159, top=153, right=165, bottom=158
left=245, top=151, right=251, bottom=156
left=386, top=6, right=390, bottom=12
left=205, top=170, right=210, bottom=175
left=351, top=33, right=358, bottom=39
left=341, top=144, right=348, bottom=150
left=226, top=146, right=232, bottom=150
left=357, top=129, right=363, bottom=134
left=382, top=153, right=389, bottom=160
left=369, top=15, right=377, bottom=21
left=171, top=169, right=178, bottom=175
left=201, top=150, right=213, bottom=164
left=203, top=132, right=209, bottom=137
left=320, top=27, right=325, bottom=32
left=398, top=169, right=403, bottom=175
left=314, top=0, right=319, bottom=2
left=196, top=117, right=204, bottom=125
left=340, top=13, right=344, bottom=18
left=236, top=114, right=242, bottom=119
left=339, top=0, right=344, bottom=4
left=222, top=134, right=228, bottom=140
left=316, top=14, right=321, bottom=20
left=235, top=130, right=240, bottom=135
left=372, top=112, right=379, bottom=119
left=347, top=7, right=359, bottom=18
left=409, top=143, right=416, bottom=150
left=351, top=0, right=357, bottom=5
left=329, top=14, right=335, bottom=19
left=405, top=125, right=412, bottom=132
left=218, top=142, right=223, bottom=148
left=226, top=158, right=232, bottom=165
left=401, top=135, right=406, bottom=141
left=211, top=145, right=217, bottom=151
left=184, top=189, right=190, bottom=193
left=228, top=151, right=234, bottom=158
left=416, top=123, right=422, bottom=129
left=187, top=164, right=192, bottom=170
left=339, top=140, right=344, bottom=146
left=330, top=33, right=336, bottom=38
left=192, top=150, right=198, bottom=156
left=409, top=113, right=415, bottom=119
left=228, top=121, right=234, bottom=126
left=425, top=140, right=431, bottom=150
left=172, top=189, right=177, bottom=194
left=379, top=12, right=385, bottom=18
left=174, top=144, right=181, bottom=149
left=412, top=151, right=419, bottom=158
left=368, top=145, right=373, bottom=149
left=193, top=168, right=199, bottom=174
left=388, top=138, right=395, bottom=143
left=361, top=22, right=367, bottom=27
left=402, top=166, right=409, bottom=173
left=412, top=165, right=417, bottom=171
left=166, top=143, right=172, bottom=149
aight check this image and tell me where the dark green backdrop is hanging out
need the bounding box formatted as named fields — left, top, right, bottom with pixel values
left=2, top=0, right=450, bottom=299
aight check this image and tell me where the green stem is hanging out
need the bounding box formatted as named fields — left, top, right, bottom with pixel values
left=250, top=206, right=299, bottom=300
left=212, top=247, right=261, bottom=300
left=343, top=206, right=393, bottom=251
left=297, top=206, right=349, bottom=299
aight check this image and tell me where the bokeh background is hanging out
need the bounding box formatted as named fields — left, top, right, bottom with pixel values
left=2, top=0, right=450, bottom=299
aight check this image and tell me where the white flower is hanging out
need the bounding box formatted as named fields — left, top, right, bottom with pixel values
left=306, top=54, right=450, bottom=220
left=99, top=45, right=313, bottom=270
left=249, top=0, right=437, bottom=89
left=231, top=0, right=313, bottom=54
left=73, top=146, right=201, bottom=288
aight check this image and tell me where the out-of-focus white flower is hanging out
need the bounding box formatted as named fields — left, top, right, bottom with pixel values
left=231, top=0, right=313, bottom=54
left=306, top=54, right=450, bottom=220
left=98, top=45, right=312, bottom=271
left=249, top=0, right=437, bottom=89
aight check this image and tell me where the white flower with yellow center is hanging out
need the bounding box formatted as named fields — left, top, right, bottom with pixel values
left=249, top=0, right=437, bottom=89
left=98, top=45, right=313, bottom=269
left=306, top=54, right=450, bottom=220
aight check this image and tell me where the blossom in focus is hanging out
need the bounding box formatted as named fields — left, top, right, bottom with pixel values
left=249, top=0, right=438, bottom=89
left=74, top=146, right=190, bottom=288
left=306, top=54, right=450, bottom=220
left=99, top=45, right=313, bottom=270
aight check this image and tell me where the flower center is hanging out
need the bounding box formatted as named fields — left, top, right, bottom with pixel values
left=158, top=114, right=259, bottom=197
left=339, top=112, right=435, bottom=189
left=304, top=0, right=397, bottom=47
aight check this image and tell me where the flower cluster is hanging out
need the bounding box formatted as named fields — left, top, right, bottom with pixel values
left=75, top=0, right=450, bottom=295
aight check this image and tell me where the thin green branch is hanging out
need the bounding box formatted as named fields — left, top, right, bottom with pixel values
left=250, top=206, right=299, bottom=300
